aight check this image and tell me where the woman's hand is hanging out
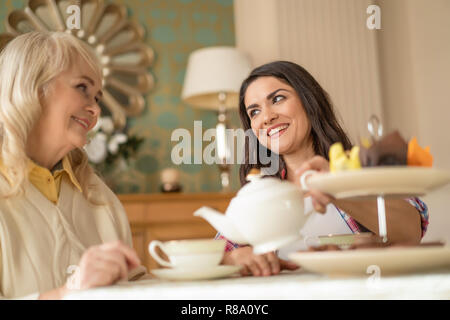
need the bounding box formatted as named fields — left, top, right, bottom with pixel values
left=66, top=240, right=141, bottom=291
left=295, top=155, right=335, bottom=213
left=222, top=246, right=299, bottom=277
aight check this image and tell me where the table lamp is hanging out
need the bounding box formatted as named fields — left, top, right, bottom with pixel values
left=181, top=46, right=252, bottom=190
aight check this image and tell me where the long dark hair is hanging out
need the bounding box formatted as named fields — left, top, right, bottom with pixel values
left=239, top=61, right=352, bottom=186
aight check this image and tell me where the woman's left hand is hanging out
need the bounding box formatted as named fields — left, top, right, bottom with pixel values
left=295, top=156, right=335, bottom=213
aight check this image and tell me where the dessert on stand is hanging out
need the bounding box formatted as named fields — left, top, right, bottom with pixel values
left=291, top=115, right=450, bottom=276
left=300, top=115, right=448, bottom=243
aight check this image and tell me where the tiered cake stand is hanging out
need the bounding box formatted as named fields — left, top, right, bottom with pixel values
left=304, top=167, right=450, bottom=242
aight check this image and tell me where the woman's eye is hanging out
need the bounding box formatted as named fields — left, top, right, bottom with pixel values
left=76, top=83, right=88, bottom=93
left=273, top=95, right=285, bottom=104
left=249, top=109, right=260, bottom=118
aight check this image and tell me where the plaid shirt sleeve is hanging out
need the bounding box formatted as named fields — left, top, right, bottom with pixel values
left=214, top=232, right=242, bottom=252
left=335, top=197, right=429, bottom=238
left=405, top=197, right=429, bottom=238
left=335, top=206, right=365, bottom=234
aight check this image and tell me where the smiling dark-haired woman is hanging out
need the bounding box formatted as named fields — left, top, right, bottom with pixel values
left=216, top=61, right=429, bottom=277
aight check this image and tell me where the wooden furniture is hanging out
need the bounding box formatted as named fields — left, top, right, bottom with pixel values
left=118, top=192, right=235, bottom=271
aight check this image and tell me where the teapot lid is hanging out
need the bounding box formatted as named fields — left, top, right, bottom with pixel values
left=235, top=168, right=299, bottom=201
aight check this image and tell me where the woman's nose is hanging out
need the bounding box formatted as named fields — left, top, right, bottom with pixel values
left=263, top=108, right=278, bottom=125
left=86, top=101, right=101, bottom=118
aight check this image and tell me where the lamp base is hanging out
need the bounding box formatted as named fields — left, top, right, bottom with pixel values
left=216, top=96, right=232, bottom=192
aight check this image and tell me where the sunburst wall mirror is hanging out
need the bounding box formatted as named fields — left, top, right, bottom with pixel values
left=0, top=0, right=155, bottom=130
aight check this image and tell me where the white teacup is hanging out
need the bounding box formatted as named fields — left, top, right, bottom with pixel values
left=148, top=239, right=225, bottom=269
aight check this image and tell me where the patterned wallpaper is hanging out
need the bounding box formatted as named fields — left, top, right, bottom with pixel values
left=0, top=0, right=242, bottom=194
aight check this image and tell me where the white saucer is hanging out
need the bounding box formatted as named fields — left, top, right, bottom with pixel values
left=306, top=167, right=450, bottom=198
left=288, top=246, right=450, bottom=276
left=151, top=265, right=242, bottom=281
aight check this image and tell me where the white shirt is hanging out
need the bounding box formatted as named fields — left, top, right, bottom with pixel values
left=277, top=196, right=352, bottom=260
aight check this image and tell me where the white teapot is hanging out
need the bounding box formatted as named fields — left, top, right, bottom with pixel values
left=194, top=169, right=315, bottom=254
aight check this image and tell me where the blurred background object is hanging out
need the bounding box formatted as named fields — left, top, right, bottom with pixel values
left=160, top=167, right=182, bottom=193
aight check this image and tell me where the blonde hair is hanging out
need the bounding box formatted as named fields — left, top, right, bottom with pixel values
left=0, top=31, right=103, bottom=201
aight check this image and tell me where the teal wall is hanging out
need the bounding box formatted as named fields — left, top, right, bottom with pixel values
left=0, top=0, right=242, bottom=194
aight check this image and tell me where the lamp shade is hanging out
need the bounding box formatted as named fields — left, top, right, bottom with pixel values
left=181, top=46, right=252, bottom=110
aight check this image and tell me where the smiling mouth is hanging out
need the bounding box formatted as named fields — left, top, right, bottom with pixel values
left=267, top=124, right=289, bottom=137
left=71, top=116, right=90, bottom=130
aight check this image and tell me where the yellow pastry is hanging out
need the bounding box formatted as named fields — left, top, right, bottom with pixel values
left=329, top=143, right=362, bottom=172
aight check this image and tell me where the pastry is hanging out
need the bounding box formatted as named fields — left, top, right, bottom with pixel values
left=359, top=130, right=408, bottom=167
left=329, top=131, right=433, bottom=171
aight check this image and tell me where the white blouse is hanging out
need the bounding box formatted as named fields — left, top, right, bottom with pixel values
left=0, top=173, right=139, bottom=299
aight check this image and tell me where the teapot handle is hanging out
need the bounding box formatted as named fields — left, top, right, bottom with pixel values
left=299, top=170, right=317, bottom=192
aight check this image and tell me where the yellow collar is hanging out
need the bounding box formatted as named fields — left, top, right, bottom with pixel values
left=62, top=155, right=82, bottom=192
left=0, top=155, right=83, bottom=193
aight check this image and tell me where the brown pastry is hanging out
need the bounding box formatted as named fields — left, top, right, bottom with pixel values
left=359, top=130, right=408, bottom=167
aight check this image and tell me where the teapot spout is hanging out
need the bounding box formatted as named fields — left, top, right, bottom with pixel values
left=194, top=207, right=248, bottom=244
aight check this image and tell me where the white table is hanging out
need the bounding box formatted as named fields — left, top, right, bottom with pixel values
left=64, top=269, right=450, bottom=300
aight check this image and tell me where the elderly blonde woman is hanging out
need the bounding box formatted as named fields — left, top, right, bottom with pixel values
left=0, top=31, right=147, bottom=299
